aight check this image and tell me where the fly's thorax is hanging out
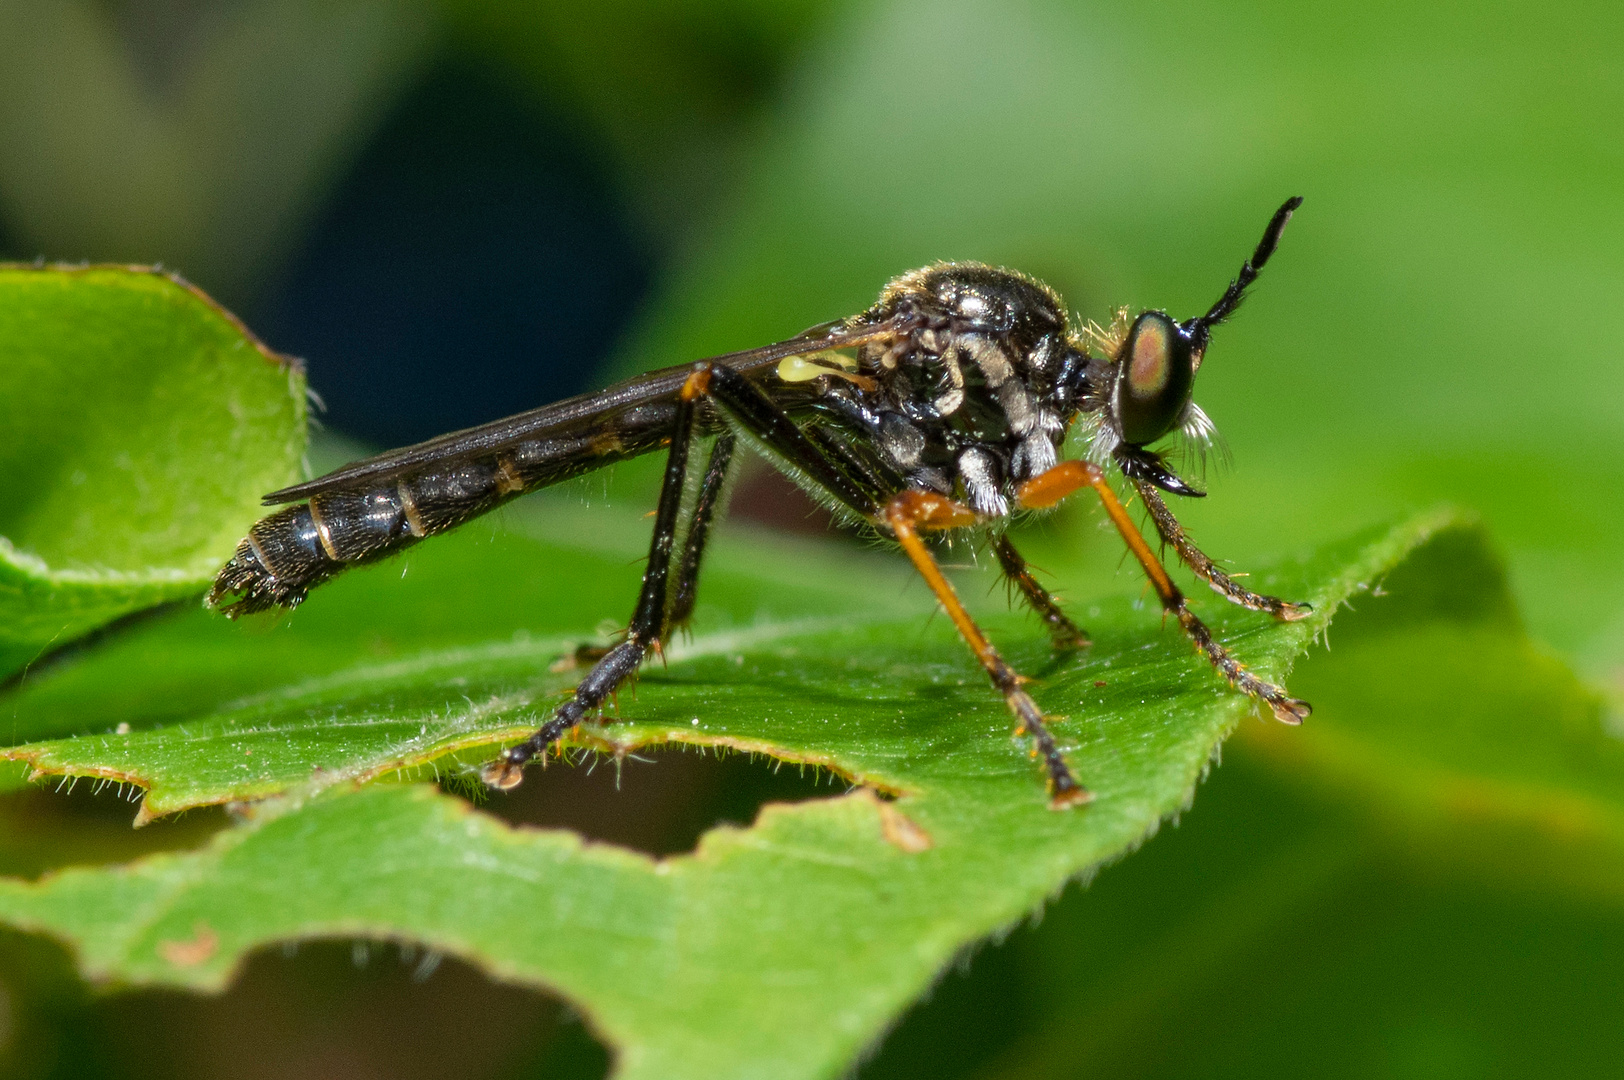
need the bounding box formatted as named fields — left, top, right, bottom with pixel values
left=837, top=265, right=1098, bottom=512
left=872, top=261, right=1067, bottom=337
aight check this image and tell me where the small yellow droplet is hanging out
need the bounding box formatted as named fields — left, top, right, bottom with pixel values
left=778, top=351, right=858, bottom=383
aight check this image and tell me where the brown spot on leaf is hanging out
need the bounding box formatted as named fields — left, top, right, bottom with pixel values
left=158, top=923, right=219, bottom=967
left=878, top=801, right=932, bottom=853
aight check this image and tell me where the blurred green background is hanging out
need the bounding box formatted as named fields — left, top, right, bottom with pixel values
left=1, top=0, right=1621, bottom=1075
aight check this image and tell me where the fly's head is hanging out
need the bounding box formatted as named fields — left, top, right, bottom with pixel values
left=1075, top=306, right=1214, bottom=497
left=1068, top=197, right=1303, bottom=498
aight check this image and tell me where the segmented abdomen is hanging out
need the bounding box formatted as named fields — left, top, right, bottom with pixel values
left=209, top=421, right=669, bottom=616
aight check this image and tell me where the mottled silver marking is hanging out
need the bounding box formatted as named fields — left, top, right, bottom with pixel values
left=1038, top=407, right=1065, bottom=439
left=880, top=413, right=926, bottom=469
left=995, top=379, right=1036, bottom=436
left=962, top=335, right=1014, bottom=387
left=957, top=292, right=989, bottom=319
left=933, top=346, right=966, bottom=415
left=1025, top=336, right=1060, bottom=379
left=363, top=489, right=402, bottom=533
left=958, top=448, right=1009, bottom=517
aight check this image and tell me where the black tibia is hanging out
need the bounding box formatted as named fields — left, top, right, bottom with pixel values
left=482, top=396, right=706, bottom=788
left=991, top=536, right=1089, bottom=650
left=669, top=433, right=737, bottom=630
left=1131, top=481, right=1310, bottom=622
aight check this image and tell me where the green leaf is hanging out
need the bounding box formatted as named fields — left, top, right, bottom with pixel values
left=868, top=749, right=1624, bottom=1080
left=859, top=531, right=1624, bottom=1080
left=1, top=483, right=1429, bottom=816
left=0, top=500, right=1460, bottom=1078
left=1238, top=524, right=1624, bottom=898
left=0, top=265, right=306, bottom=681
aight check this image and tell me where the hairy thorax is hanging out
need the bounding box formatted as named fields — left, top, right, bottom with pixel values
left=830, top=262, right=1087, bottom=517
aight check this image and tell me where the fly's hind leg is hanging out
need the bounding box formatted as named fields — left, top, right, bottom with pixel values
left=992, top=535, right=1090, bottom=652
left=486, top=358, right=879, bottom=790
left=889, top=494, right=1091, bottom=809
left=1017, top=462, right=1310, bottom=725
left=667, top=432, right=736, bottom=632
left=547, top=433, right=735, bottom=673
left=482, top=391, right=710, bottom=789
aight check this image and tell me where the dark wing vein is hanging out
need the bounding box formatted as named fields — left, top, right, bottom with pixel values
left=262, top=318, right=903, bottom=504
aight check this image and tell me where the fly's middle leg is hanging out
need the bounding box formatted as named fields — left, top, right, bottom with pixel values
left=992, top=535, right=1090, bottom=652
left=482, top=394, right=709, bottom=789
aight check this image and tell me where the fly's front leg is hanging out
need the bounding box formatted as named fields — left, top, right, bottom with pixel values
left=888, top=493, right=1091, bottom=809
left=1017, top=462, right=1310, bottom=725
left=1131, top=480, right=1310, bottom=622
left=992, top=535, right=1090, bottom=651
left=481, top=392, right=703, bottom=789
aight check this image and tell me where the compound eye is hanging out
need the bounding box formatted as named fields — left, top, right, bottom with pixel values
left=1113, top=311, right=1195, bottom=446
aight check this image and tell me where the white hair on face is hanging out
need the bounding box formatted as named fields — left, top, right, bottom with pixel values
left=1070, top=411, right=1119, bottom=468
left=1179, top=401, right=1219, bottom=446
left=1173, top=401, right=1231, bottom=480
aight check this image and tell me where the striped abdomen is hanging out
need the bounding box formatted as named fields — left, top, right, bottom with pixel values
left=209, top=421, right=669, bottom=616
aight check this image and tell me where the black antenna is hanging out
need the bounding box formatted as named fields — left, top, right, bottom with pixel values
left=1187, top=197, right=1302, bottom=340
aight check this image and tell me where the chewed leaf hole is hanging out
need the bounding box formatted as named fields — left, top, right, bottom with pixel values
left=17, top=934, right=609, bottom=1079
left=0, top=779, right=229, bottom=880
left=445, top=744, right=853, bottom=857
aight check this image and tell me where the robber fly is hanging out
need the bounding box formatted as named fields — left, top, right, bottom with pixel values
left=210, top=198, right=1312, bottom=808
